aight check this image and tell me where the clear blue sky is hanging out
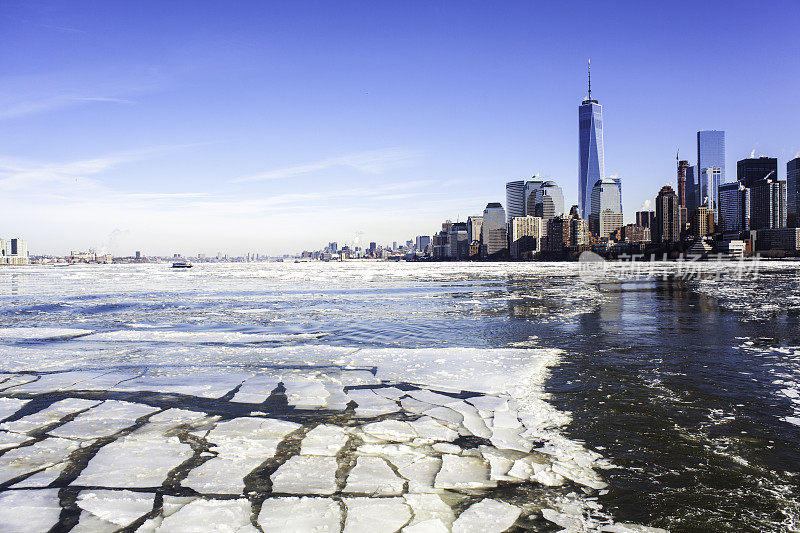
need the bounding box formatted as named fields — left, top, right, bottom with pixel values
left=1, top=1, right=798, bottom=255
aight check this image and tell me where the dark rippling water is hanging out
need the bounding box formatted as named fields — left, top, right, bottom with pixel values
left=0, top=262, right=798, bottom=532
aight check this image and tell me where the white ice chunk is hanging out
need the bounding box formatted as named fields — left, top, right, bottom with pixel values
left=344, top=456, right=404, bottom=495
left=0, top=430, right=32, bottom=451
left=301, top=424, right=349, bottom=456
left=361, top=420, right=417, bottom=442
left=408, top=390, right=457, bottom=406
left=0, top=398, right=100, bottom=433
left=50, top=401, right=158, bottom=439
left=231, top=376, right=281, bottom=403
left=0, top=489, right=62, bottom=532
left=402, top=519, right=449, bottom=533
left=421, top=406, right=463, bottom=427
left=394, top=456, right=442, bottom=494
left=258, top=497, right=341, bottom=532
left=490, top=427, right=532, bottom=453
left=156, top=498, right=259, bottom=532
left=466, top=395, right=508, bottom=411
left=346, top=389, right=400, bottom=417
left=0, top=397, right=28, bottom=420
left=403, top=494, right=455, bottom=528
left=78, top=490, right=154, bottom=527
left=284, top=378, right=330, bottom=408
left=541, top=508, right=584, bottom=530
left=373, top=387, right=406, bottom=400
left=492, top=406, right=522, bottom=429
left=76, top=433, right=193, bottom=488
left=11, top=462, right=68, bottom=487
left=344, top=497, right=412, bottom=533
left=0, top=436, right=80, bottom=483
left=270, top=455, right=338, bottom=495
left=400, top=397, right=435, bottom=415
left=445, top=401, right=492, bottom=438
left=409, top=416, right=458, bottom=442
left=600, top=523, right=669, bottom=533
left=434, top=454, right=495, bottom=490
left=452, top=499, right=521, bottom=533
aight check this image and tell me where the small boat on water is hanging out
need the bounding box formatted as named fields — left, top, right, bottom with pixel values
left=171, top=260, right=193, bottom=269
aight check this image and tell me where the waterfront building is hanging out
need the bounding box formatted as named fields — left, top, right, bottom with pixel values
left=530, top=181, right=564, bottom=222
left=787, top=157, right=800, bottom=227
left=1, top=237, right=29, bottom=265
left=654, top=186, right=680, bottom=244
left=589, top=178, right=622, bottom=238
left=505, top=180, right=526, bottom=221
left=524, top=177, right=544, bottom=216
left=578, top=61, right=606, bottom=218
left=677, top=159, right=690, bottom=207
left=569, top=216, right=590, bottom=246
left=697, top=130, right=726, bottom=185
left=480, top=203, right=508, bottom=258
left=690, top=206, right=716, bottom=237
left=685, top=165, right=699, bottom=213
left=718, top=182, right=751, bottom=233
left=635, top=210, right=655, bottom=229
left=751, top=176, right=787, bottom=230
left=546, top=215, right=570, bottom=252
left=738, top=156, right=778, bottom=189
left=700, top=167, right=722, bottom=222
left=415, top=235, right=431, bottom=254
left=466, top=216, right=483, bottom=244
left=755, top=228, right=800, bottom=251
left=618, top=224, right=651, bottom=243
left=447, top=223, right=469, bottom=259
left=509, top=216, right=545, bottom=259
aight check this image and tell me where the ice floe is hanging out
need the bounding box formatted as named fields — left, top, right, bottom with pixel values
left=258, top=497, right=341, bottom=532
left=344, top=456, right=405, bottom=495
left=300, top=424, right=349, bottom=455
left=0, top=489, right=62, bottom=532
left=270, top=455, right=339, bottom=495
left=157, top=498, right=258, bottom=532
left=452, top=499, right=521, bottom=533
left=343, top=497, right=412, bottom=533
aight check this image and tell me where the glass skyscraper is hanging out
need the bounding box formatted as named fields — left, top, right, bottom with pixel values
left=788, top=158, right=800, bottom=227
left=697, top=130, right=725, bottom=194
left=578, top=62, right=605, bottom=219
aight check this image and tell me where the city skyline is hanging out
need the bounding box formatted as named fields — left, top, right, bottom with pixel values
left=1, top=1, right=799, bottom=255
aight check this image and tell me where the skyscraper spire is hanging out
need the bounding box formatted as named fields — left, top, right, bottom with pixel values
left=587, top=58, right=591, bottom=101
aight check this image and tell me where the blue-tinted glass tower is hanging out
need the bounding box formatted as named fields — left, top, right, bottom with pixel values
left=579, top=61, right=606, bottom=219
left=697, top=130, right=725, bottom=207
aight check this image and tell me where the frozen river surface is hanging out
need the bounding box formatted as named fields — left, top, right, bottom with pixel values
left=0, top=262, right=798, bottom=532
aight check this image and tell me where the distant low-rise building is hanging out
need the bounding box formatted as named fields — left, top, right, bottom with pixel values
left=755, top=228, right=800, bottom=251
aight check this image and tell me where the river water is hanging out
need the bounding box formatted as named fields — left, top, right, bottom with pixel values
left=0, top=262, right=797, bottom=532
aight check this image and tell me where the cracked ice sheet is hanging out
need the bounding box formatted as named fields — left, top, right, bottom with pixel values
left=0, top=397, right=28, bottom=420
left=183, top=417, right=300, bottom=493
left=77, top=490, right=154, bottom=528
left=344, top=456, right=405, bottom=495
left=75, top=431, right=193, bottom=488
left=344, top=497, right=412, bottom=533
left=271, top=455, right=338, bottom=495
left=0, top=436, right=81, bottom=484
left=0, top=489, right=62, bottom=532
left=49, top=400, right=159, bottom=439
left=336, top=347, right=560, bottom=394
left=231, top=375, right=281, bottom=403
left=0, top=398, right=100, bottom=433
left=157, top=498, right=259, bottom=532
left=258, top=497, right=341, bottom=532
left=300, top=424, right=349, bottom=455
left=115, top=373, right=251, bottom=399
left=452, top=499, right=521, bottom=533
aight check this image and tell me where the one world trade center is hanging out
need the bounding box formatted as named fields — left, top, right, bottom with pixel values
left=578, top=60, right=606, bottom=219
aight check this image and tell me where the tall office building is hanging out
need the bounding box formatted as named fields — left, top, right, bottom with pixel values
left=718, top=182, right=750, bottom=233
left=466, top=216, right=483, bottom=244
left=654, top=186, right=680, bottom=244
left=690, top=206, right=715, bottom=237
left=636, top=210, right=655, bottom=229
left=788, top=158, right=800, bottom=227
left=578, top=61, right=606, bottom=219
left=480, top=203, right=508, bottom=258
left=700, top=167, right=722, bottom=223
left=531, top=181, right=565, bottom=222
left=737, top=157, right=777, bottom=189
left=505, top=180, right=526, bottom=221
left=697, top=130, right=725, bottom=185
left=524, top=177, right=544, bottom=216
left=589, top=178, right=623, bottom=238
left=509, top=216, right=545, bottom=258
left=677, top=159, right=690, bottom=207
left=685, top=165, right=699, bottom=213
left=751, top=177, right=787, bottom=230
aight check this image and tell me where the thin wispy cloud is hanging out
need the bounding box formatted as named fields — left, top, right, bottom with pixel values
left=230, top=148, right=419, bottom=183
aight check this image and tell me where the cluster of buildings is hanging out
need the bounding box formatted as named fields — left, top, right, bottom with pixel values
left=0, top=237, right=28, bottom=265
left=422, top=64, right=800, bottom=261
